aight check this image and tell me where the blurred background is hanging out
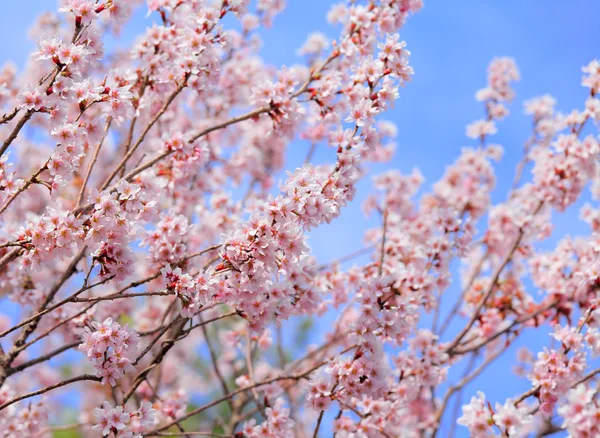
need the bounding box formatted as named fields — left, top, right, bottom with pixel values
left=1, top=1, right=600, bottom=436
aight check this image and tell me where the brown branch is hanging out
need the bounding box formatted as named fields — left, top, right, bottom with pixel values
left=200, top=313, right=233, bottom=409
left=122, top=316, right=188, bottom=404
left=378, top=209, right=388, bottom=277
left=312, top=410, right=326, bottom=438
left=0, top=247, right=87, bottom=386
left=0, top=109, right=34, bottom=158
left=0, top=247, right=23, bottom=273
left=8, top=341, right=80, bottom=375
left=451, top=300, right=557, bottom=355
left=317, top=246, right=375, bottom=271
left=132, top=316, right=183, bottom=368
left=147, top=345, right=357, bottom=435
left=0, top=107, right=19, bottom=125
left=0, top=269, right=110, bottom=340
left=22, top=303, right=96, bottom=350
left=0, top=160, right=49, bottom=216
left=447, top=201, right=543, bottom=352
left=75, top=117, right=112, bottom=209
left=187, top=105, right=271, bottom=143
left=0, top=374, right=100, bottom=411
left=437, top=250, right=488, bottom=337
left=99, top=76, right=190, bottom=192
left=432, top=338, right=512, bottom=437
left=180, top=311, right=238, bottom=335
left=244, top=329, right=266, bottom=418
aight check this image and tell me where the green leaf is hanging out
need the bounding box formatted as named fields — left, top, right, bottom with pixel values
left=212, top=424, right=226, bottom=434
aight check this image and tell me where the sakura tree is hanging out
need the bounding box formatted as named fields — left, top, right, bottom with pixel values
left=0, top=1, right=599, bottom=437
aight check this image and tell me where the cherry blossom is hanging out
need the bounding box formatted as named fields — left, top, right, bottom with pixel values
left=0, top=1, right=599, bottom=437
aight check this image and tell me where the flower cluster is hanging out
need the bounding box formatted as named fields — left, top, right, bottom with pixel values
left=558, top=386, right=600, bottom=437
left=78, top=317, right=139, bottom=386
left=582, top=59, right=600, bottom=95
left=92, top=401, right=156, bottom=437
left=18, top=209, right=85, bottom=271
left=2, top=1, right=600, bottom=437
left=457, top=392, right=533, bottom=437
left=0, top=394, right=48, bottom=437
left=241, top=398, right=295, bottom=438
left=160, top=264, right=211, bottom=317
left=468, top=57, right=520, bottom=140
left=531, top=133, right=599, bottom=211
left=144, top=214, right=190, bottom=268
left=528, top=348, right=586, bottom=414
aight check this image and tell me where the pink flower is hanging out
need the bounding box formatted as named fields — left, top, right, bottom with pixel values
left=92, top=401, right=130, bottom=436
left=18, top=87, right=45, bottom=111
left=492, top=401, right=533, bottom=436
left=457, top=392, right=494, bottom=436
left=582, top=59, right=600, bottom=94
left=466, top=119, right=497, bottom=139
left=78, top=318, right=139, bottom=386
left=524, top=94, right=556, bottom=119
left=297, top=32, right=329, bottom=56
left=136, top=401, right=157, bottom=428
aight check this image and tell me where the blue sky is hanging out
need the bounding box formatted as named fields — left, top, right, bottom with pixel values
left=1, top=1, right=600, bottom=436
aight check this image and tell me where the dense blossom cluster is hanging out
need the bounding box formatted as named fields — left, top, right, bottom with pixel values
left=0, top=389, right=48, bottom=437
left=0, top=0, right=598, bottom=437
left=457, top=392, right=534, bottom=437
left=92, top=400, right=156, bottom=437
left=79, top=317, right=139, bottom=386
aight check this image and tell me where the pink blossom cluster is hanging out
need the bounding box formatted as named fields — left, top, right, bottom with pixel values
left=528, top=347, right=586, bottom=414
left=0, top=386, right=47, bottom=437
left=457, top=392, right=533, bottom=437
left=0, top=156, right=20, bottom=209
left=467, top=57, right=520, bottom=140
left=531, top=133, right=599, bottom=211
left=557, top=386, right=600, bottom=437
left=150, top=389, right=187, bottom=423
left=241, top=398, right=295, bottom=438
left=92, top=400, right=156, bottom=437
left=160, top=264, right=211, bottom=317
left=145, top=214, right=190, bottom=268
left=86, top=183, right=154, bottom=281
left=78, top=317, right=139, bottom=386
left=1, top=0, right=600, bottom=437
left=18, top=209, right=84, bottom=271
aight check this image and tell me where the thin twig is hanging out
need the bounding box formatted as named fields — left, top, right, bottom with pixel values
left=0, top=374, right=100, bottom=411
left=75, top=117, right=112, bottom=209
